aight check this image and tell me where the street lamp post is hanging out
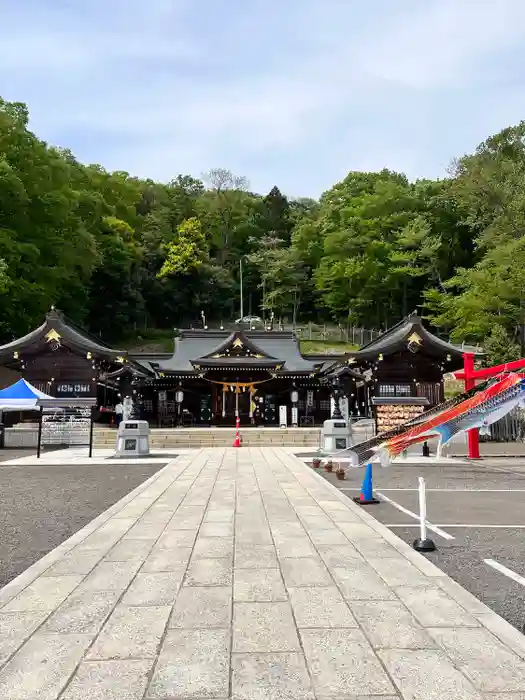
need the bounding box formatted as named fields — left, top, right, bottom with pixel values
left=239, top=258, right=244, bottom=321
left=331, top=378, right=343, bottom=420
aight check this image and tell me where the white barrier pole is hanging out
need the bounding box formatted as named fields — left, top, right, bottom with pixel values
left=418, top=477, right=427, bottom=542
left=413, top=476, right=436, bottom=552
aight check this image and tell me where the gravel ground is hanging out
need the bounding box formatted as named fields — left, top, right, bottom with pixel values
left=308, top=455, right=525, bottom=633
left=0, top=462, right=166, bottom=587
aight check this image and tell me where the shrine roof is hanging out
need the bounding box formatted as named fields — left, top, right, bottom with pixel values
left=347, top=312, right=471, bottom=367
left=0, top=308, right=126, bottom=362
left=153, top=328, right=321, bottom=373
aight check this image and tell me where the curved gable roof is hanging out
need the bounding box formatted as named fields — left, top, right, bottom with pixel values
left=154, top=329, right=320, bottom=373
left=348, top=313, right=468, bottom=366
left=0, top=308, right=125, bottom=362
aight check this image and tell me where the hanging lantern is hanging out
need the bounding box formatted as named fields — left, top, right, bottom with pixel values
left=175, top=390, right=184, bottom=404
left=291, top=390, right=299, bottom=403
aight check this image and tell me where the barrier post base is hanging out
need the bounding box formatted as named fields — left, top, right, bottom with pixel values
left=413, top=537, right=436, bottom=552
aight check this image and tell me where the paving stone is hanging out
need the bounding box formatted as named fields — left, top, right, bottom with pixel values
left=367, top=556, right=431, bottom=587
left=435, top=576, right=489, bottom=615
left=336, top=522, right=382, bottom=541
left=105, top=538, right=157, bottom=562
left=0, top=611, right=49, bottom=666
left=156, top=530, right=198, bottom=548
left=122, top=571, right=184, bottom=605
left=169, top=586, right=232, bottom=629
left=192, top=537, right=233, bottom=559
left=42, top=550, right=105, bottom=577
left=235, top=527, right=273, bottom=544
left=199, top=522, right=234, bottom=537
left=316, top=544, right=363, bottom=568
left=331, top=564, right=396, bottom=601
left=280, top=557, right=332, bottom=588
left=43, top=590, right=120, bottom=635
left=427, top=626, right=525, bottom=692
left=147, top=629, right=230, bottom=699
left=234, top=568, right=287, bottom=602
left=379, top=648, right=484, bottom=699
left=87, top=606, right=170, bottom=660
left=275, top=538, right=318, bottom=558
left=0, top=632, right=92, bottom=700
left=166, top=513, right=204, bottom=530
left=300, top=628, right=396, bottom=697
left=270, top=522, right=306, bottom=538
left=1, top=575, right=84, bottom=612
left=300, top=515, right=340, bottom=531
left=81, top=561, right=142, bottom=592
left=141, top=547, right=192, bottom=573
left=61, top=659, right=153, bottom=700
left=233, top=602, right=301, bottom=653
left=123, top=519, right=168, bottom=540
left=288, top=586, right=358, bottom=629
left=185, top=558, right=233, bottom=586
left=350, top=600, right=436, bottom=649
left=395, top=586, right=480, bottom=627
left=353, top=537, right=405, bottom=560
left=204, top=509, right=234, bottom=523
left=307, top=527, right=349, bottom=545
left=231, top=652, right=314, bottom=700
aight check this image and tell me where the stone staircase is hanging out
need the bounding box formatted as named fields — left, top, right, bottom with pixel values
left=94, top=426, right=321, bottom=449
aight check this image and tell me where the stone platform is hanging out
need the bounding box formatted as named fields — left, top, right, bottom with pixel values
left=1, top=447, right=525, bottom=699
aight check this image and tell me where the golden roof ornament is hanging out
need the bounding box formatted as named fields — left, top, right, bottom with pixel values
left=45, top=329, right=61, bottom=344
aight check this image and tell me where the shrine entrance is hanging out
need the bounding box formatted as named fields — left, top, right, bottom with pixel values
left=212, top=381, right=262, bottom=426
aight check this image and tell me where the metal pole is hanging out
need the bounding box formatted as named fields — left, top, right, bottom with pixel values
left=36, top=406, right=43, bottom=459
left=240, top=258, right=244, bottom=320
left=88, top=406, right=94, bottom=458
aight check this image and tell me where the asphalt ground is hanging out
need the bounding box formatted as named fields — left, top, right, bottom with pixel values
left=0, top=461, right=166, bottom=587
left=310, top=456, right=525, bottom=634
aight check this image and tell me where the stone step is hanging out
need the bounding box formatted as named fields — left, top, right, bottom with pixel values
left=94, top=426, right=321, bottom=448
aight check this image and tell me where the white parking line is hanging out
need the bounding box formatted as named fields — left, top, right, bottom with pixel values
left=375, top=491, right=455, bottom=540
left=341, top=488, right=525, bottom=492
left=485, top=559, right=525, bottom=587
left=386, top=524, right=525, bottom=529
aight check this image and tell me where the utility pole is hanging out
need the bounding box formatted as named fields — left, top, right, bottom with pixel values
left=520, top=299, right=525, bottom=357
left=239, top=258, right=244, bottom=320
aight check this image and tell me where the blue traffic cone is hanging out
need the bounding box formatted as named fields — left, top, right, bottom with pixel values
left=353, top=463, right=380, bottom=505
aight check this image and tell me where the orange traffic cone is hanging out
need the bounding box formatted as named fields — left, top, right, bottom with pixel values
left=233, top=416, right=241, bottom=447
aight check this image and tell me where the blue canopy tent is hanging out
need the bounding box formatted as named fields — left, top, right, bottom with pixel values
left=0, top=378, right=53, bottom=411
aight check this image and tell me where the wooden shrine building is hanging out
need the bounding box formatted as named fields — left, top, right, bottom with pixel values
left=132, top=328, right=368, bottom=426
left=0, top=309, right=469, bottom=430
left=345, top=312, right=466, bottom=432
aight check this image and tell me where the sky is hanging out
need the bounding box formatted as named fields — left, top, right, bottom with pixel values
left=1, top=0, right=525, bottom=197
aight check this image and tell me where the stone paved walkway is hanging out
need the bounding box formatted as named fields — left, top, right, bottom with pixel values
left=2, top=447, right=525, bottom=698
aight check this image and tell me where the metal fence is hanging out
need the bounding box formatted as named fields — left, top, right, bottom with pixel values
left=480, top=406, right=525, bottom=443
left=212, top=321, right=380, bottom=346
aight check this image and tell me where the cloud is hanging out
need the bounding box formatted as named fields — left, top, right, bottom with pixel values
left=358, top=0, right=525, bottom=89
left=0, top=0, right=524, bottom=195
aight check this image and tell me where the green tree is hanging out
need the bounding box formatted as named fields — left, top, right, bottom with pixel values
left=158, top=217, right=209, bottom=278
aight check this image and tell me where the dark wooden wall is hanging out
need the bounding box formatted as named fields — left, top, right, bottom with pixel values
left=22, top=347, right=96, bottom=396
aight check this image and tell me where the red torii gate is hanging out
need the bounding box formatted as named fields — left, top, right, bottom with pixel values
left=454, top=352, right=525, bottom=459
